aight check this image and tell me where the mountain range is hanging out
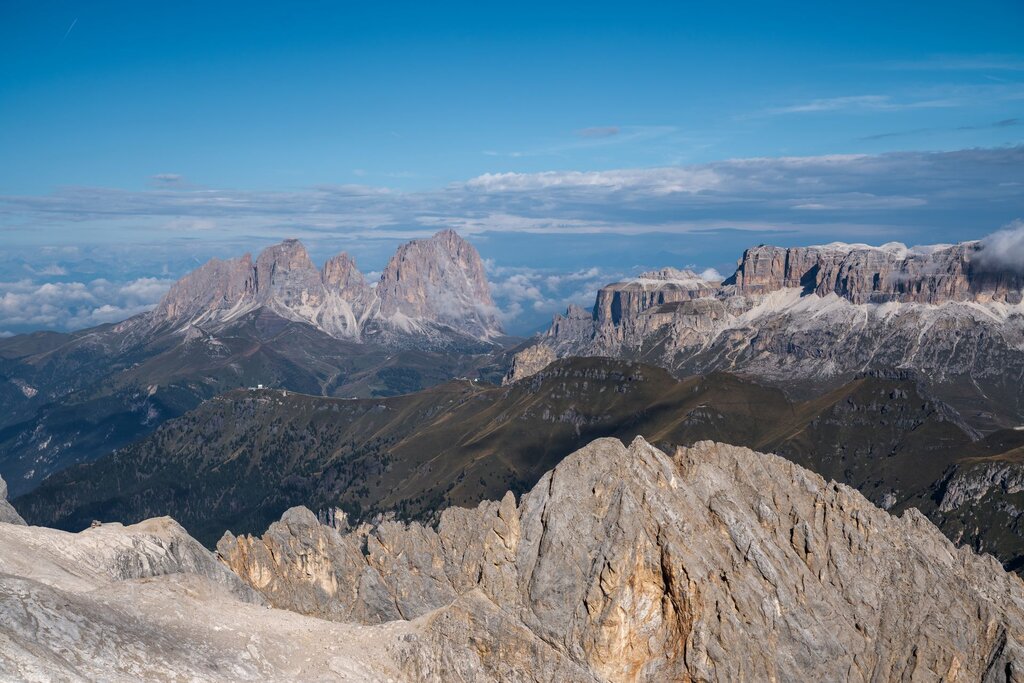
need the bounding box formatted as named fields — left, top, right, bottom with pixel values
left=516, top=239, right=1024, bottom=432
left=0, top=230, right=511, bottom=496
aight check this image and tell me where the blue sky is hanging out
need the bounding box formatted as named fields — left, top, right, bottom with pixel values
left=1, top=1, right=1023, bottom=334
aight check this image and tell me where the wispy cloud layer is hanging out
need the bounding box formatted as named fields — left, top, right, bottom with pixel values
left=767, top=94, right=959, bottom=114
left=3, top=146, right=1021, bottom=244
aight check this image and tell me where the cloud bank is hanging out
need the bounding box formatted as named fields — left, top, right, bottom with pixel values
left=0, top=277, right=174, bottom=333
left=2, top=146, right=1021, bottom=245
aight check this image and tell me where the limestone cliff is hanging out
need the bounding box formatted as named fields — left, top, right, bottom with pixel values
left=502, top=343, right=556, bottom=384
left=0, top=515, right=412, bottom=680
left=730, top=241, right=1024, bottom=303
left=376, top=229, right=500, bottom=339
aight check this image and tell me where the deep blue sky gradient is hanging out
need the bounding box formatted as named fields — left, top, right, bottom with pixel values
left=3, top=1, right=1022, bottom=191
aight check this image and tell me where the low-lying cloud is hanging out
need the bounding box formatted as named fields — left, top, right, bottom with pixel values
left=0, top=277, right=174, bottom=332
left=976, top=220, right=1024, bottom=272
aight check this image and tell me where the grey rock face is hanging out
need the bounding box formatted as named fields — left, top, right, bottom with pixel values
left=0, top=516, right=257, bottom=598
left=939, top=461, right=1024, bottom=512
left=148, top=229, right=501, bottom=345
left=533, top=239, right=1024, bottom=429
left=221, top=436, right=1024, bottom=681
left=322, top=252, right=374, bottom=315
left=731, top=241, right=1024, bottom=303
left=151, top=254, right=256, bottom=324
left=502, top=343, right=556, bottom=384
left=253, top=238, right=327, bottom=309
left=0, top=475, right=25, bottom=525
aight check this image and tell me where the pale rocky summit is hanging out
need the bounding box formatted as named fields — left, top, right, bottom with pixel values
left=221, top=436, right=1024, bottom=681
left=520, top=238, right=1024, bottom=429
left=8, top=436, right=1024, bottom=680
left=147, top=229, right=501, bottom=345
left=151, top=254, right=256, bottom=323
left=0, top=475, right=25, bottom=525
left=377, top=228, right=501, bottom=339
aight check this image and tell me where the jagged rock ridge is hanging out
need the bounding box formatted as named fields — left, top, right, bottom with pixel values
left=220, top=436, right=1024, bottom=681
left=150, top=228, right=502, bottom=343
left=524, top=238, right=1024, bottom=430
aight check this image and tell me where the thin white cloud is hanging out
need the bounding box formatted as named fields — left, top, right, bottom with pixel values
left=465, top=168, right=722, bottom=194
left=766, top=94, right=961, bottom=115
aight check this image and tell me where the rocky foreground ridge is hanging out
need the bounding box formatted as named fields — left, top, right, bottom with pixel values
left=513, top=240, right=1024, bottom=429
left=6, top=436, right=1024, bottom=679
left=206, top=435, right=1024, bottom=681
left=149, top=228, right=502, bottom=343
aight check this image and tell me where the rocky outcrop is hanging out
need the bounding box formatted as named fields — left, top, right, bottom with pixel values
left=0, top=475, right=24, bottom=525
left=0, top=516, right=256, bottom=598
left=220, top=436, right=1024, bottom=681
left=322, top=252, right=374, bottom=316
left=730, top=241, right=1024, bottom=304
left=502, top=343, right=556, bottom=384
left=147, top=229, right=501, bottom=345
left=939, top=460, right=1024, bottom=512
left=535, top=238, right=1024, bottom=430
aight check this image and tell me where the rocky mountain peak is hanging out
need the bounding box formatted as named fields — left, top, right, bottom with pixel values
left=321, top=252, right=373, bottom=317
left=145, top=231, right=500, bottom=344
left=253, top=239, right=325, bottom=308
left=151, top=254, right=255, bottom=324
left=377, top=229, right=501, bottom=338
left=219, top=435, right=1024, bottom=680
